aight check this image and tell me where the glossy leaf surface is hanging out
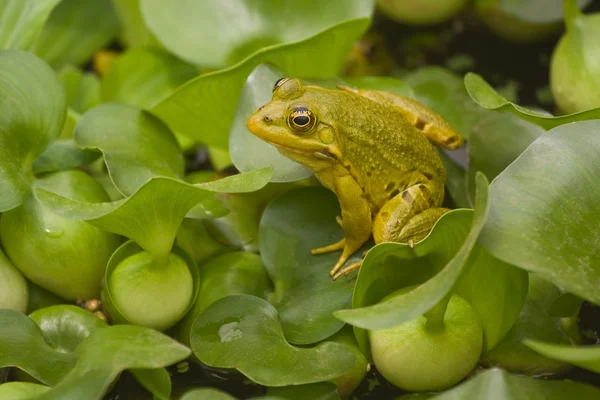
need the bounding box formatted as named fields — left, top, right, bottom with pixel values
left=0, top=0, right=60, bottom=50
left=260, top=187, right=357, bottom=344
left=190, top=294, right=356, bottom=386
left=0, top=50, right=65, bottom=212
left=479, top=120, right=600, bottom=304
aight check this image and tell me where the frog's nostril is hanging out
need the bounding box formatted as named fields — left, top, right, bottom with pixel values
left=263, top=115, right=272, bottom=123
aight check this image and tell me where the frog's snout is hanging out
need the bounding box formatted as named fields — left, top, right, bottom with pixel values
left=246, top=107, right=271, bottom=135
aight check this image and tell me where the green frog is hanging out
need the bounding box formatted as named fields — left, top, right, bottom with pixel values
left=247, top=78, right=464, bottom=279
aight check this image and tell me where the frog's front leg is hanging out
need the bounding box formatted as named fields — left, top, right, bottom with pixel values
left=373, top=183, right=447, bottom=245
left=310, top=174, right=372, bottom=278
left=338, top=86, right=463, bottom=150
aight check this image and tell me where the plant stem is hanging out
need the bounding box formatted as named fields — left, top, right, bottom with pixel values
left=424, top=293, right=452, bottom=332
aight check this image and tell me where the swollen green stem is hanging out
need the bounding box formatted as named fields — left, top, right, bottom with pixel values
left=424, top=293, right=452, bottom=332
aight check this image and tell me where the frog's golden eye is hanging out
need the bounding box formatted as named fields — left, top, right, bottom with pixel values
left=288, top=106, right=316, bottom=134
left=273, top=77, right=290, bottom=93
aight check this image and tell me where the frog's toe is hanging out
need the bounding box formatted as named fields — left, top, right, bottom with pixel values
left=332, top=260, right=362, bottom=280
left=311, top=238, right=345, bottom=255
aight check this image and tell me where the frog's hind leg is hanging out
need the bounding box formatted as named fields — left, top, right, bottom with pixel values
left=373, top=183, right=446, bottom=246
left=338, top=85, right=463, bottom=150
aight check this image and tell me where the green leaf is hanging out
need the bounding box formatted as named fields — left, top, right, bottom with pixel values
left=437, top=149, right=470, bottom=208
left=259, top=187, right=358, bottom=345
left=466, top=112, right=545, bottom=202
left=0, top=309, right=73, bottom=385
left=35, top=169, right=272, bottom=260
left=231, top=64, right=414, bottom=183
left=111, top=0, right=160, bottom=48
left=140, top=0, right=373, bottom=68
left=179, top=389, right=237, bottom=400
left=0, top=382, right=50, bottom=399
left=101, top=47, right=198, bottom=109
left=482, top=274, right=579, bottom=376
left=29, top=305, right=107, bottom=353
left=454, top=246, right=528, bottom=351
left=428, top=368, right=600, bottom=399
left=129, top=368, right=171, bottom=400
left=178, top=251, right=269, bottom=346
left=0, top=0, right=61, bottom=50
left=486, top=0, right=592, bottom=24
left=57, top=66, right=101, bottom=116
left=402, top=66, right=488, bottom=138
left=464, top=73, right=600, bottom=129
left=35, top=325, right=191, bottom=400
left=479, top=120, right=600, bottom=305
left=267, top=383, right=340, bottom=400
left=524, top=341, right=600, bottom=374
left=191, top=294, right=356, bottom=386
left=74, top=103, right=185, bottom=196
left=151, top=18, right=371, bottom=149
left=33, top=140, right=101, bottom=174
left=0, top=49, right=65, bottom=212
left=34, top=0, right=119, bottom=69
left=0, top=247, right=28, bottom=312
left=334, top=174, right=490, bottom=353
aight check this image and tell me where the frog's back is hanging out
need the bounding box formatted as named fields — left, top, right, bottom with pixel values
left=305, top=87, right=446, bottom=208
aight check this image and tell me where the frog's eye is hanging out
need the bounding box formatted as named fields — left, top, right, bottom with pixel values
left=273, top=77, right=290, bottom=93
left=288, top=106, right=316, bottom=134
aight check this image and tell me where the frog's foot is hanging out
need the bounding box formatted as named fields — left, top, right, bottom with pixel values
left=311, top=238, right=345, bottom=255
left=336, top=216, right=343, bottom=227
left=332, top=260, right=362, bottom=280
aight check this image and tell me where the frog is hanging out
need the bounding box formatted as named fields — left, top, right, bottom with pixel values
left=246, top=77, right=464, bottom=280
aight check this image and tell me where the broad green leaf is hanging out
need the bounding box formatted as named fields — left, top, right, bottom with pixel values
left=0, top=247, right=28, bottom=312
left=35, top=325, right=191, bottom=400
left=524, top=341, right=600, bottom=374
left=549, top=292, right=584, bottom=317
left=482, top=274, right=578, bottom=376
left=464, top=73, right=600, bottom=129
left=29, top=304, right=171, bottom=400
left=140, top=0, right=373, bottom=68
left=454, top=246, right=528, bottom=351
left=259, top=187, right=358, bottom=345
left=428, top=368, right=600, bottom=399
left=26, top=281, right=65, bottom=314
left=334, top=174, right=490, bottom=354
left=0, top=382, right=49, bottom=399
left=437, top=149, right=470, bottom=208
left=129, top=368, right=171, bottom=400
left=0, top=0, right=60, bottom=50
left=1, top=170, right=122, bottom=300
left=74, top=103, right=185, bottom=196
left=327, top=326, right=369, bottom=398
left=484, top=0, right=592, bottom=24
left=0, top=309, right=73, bottom=385
left=34, top=0, right=119, bottom=69
left=267, top=383, right=340, bottom=400
left=57, top=66, right=101, bottom=115
left=101, top=47, right=198, bottom=108
left=29, top=305, right=107, bottom=353
left=466, top=112, right=545, bottom=202
left=178, top=251, right=269, bottom=346
left=0, top=50, right=65, bottom=212
left=151, top=18, right=371, bottom=149
left=479, top=120, right=600, bottom=304
left=111, top=0, right=160, bottom=48
left=190, top=294, right=356, bottom=386
left=231, top=63, right=414, bottom=183
left=179, top=388, right=286, bottom=400
left=402, top=66, right=488, bottom=139
left=35, top=169, right=272, bottom=260
left=33, top=140, right=101, bottom=174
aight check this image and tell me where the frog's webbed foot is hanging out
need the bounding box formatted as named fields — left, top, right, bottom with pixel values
left=332, top=260, right=362, bottom=280
left=311, top=238, right=345, bottom=255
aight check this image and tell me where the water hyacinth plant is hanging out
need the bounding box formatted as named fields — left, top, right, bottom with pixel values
left=1, top=0, right=600, bottom=399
